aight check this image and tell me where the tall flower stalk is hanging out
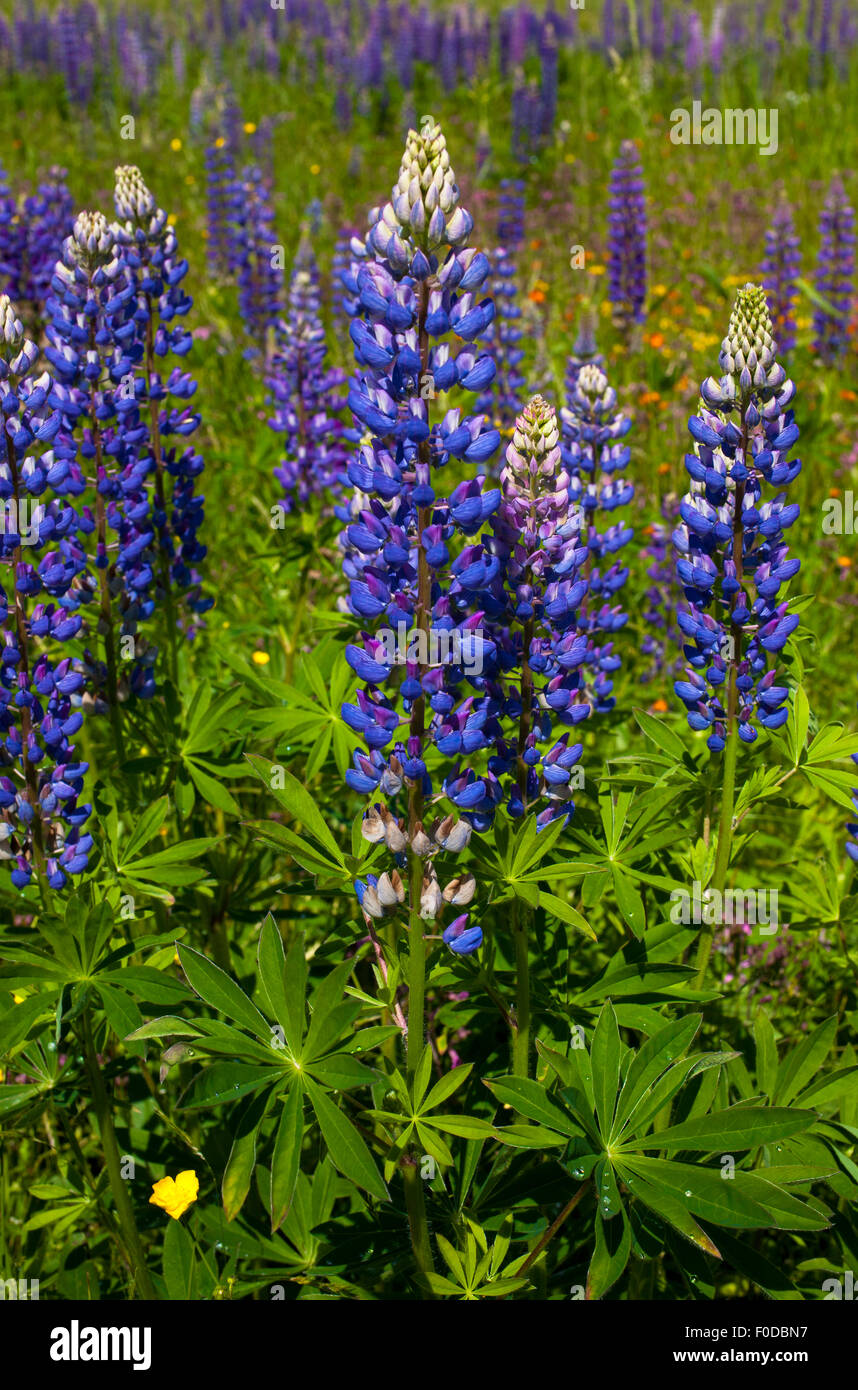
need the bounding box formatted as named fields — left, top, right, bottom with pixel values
left=342, top=117, right=499, bottom=1280
left=672, top=285, right=801, bottom=988
left=813, top=175, right=855, bottom=363
left=0, top=294, right=92, bottom=892
left=113, top=164, right=209, bottom=685
left=761, top=199, right=800, bottom=354
left=607, top=140, right=647, bottom=336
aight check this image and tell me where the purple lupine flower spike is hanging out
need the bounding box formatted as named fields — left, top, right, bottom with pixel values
left=813, top=175, right=855, bottom=363
left=673, top=285, right=801, bottom=752
left=113, top=165, right=211, bottom=647
left=268, top=226, right=350, bottom=513
left=640, top=495, right=683, bottom=685
left=761, top=199, right=800, bottom=354
left=0, top=294, right=92, bottom=890
left=478, top=179, right=525, bottom=432
left=46, top=208, right=156, bottom=706
left=341, top=118, right=500, bottom=957
left=607, top=140, right=648, bottom=333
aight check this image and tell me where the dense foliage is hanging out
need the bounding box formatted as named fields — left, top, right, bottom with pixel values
left=0, top=0, right=857, bottom=1305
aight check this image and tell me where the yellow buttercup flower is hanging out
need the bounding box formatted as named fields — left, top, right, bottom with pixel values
left=252, top=651, right=270, bottom=666
left=170, top=138, right=182, bottom=152
left=149, top=1170, right=199, bottom=1220
left=309, top=163, right=320, bottom=175
left=244, top=122, right=257, bottom=134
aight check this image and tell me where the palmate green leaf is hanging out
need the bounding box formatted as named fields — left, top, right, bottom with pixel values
left=422, top=1061, right=473, bottom=1113
left=245, top=753, right=346, bottom=867
left=307, top=1052, right=377, bottom=1090
left=125, top=1016, right=203, bottom=1041
left=802, top=766, right=858, bottom=814
left=304, top=958, right=362, bottom=1061
left=805, top=723, right=858, bottom=765
left=587, top=1205, right=632, bottom=1300
left=484, top=1076, right=582, bottom=1137
left=796, top=1066, right=858, bottom=1109
left=575, top=962, right=696, bottom=1004
left=537, top=891, right=595, bottom=939
left=222, top=1091, right=270, bottom=1221
left=122, top=797, right=170, bottom=862
left=185, top=759, right=242, bottom=817
left=491, top=1123, right=569, bottom=1148
left=591, top=1001, right=621, bottom=1141
left=270, top=1085, right=304, bottom=1232
left=178, top=1061, right=272, bottom=1110
left=0, top=1084, right=43, bottom=1117
left=620, top=1157, right=828, bottom=1231
left=633, top=708, right=687, bottom=761
left=424, top=1115, right=496, bottom=1140
left=0, top=993, right=57, bottom=1055
left=775, top=1016, right=838, bottom=1106
left=177, top=944, right=271, bottom=1040
left=246, top=818, right=347, bottom=880
left=703, top=1227, right=803, bottom=1300
left=754, top=1009, right=778, bottom=1096
left=627, top=1169, right=723, bottom=1256
left=612, top=1015, right=701, bottom=1138
left=256, top=914, right=291, bottom=1034
left=627, top=1106, right=817, bottom=1153
left=304, top=1077, right=388, bottom=1202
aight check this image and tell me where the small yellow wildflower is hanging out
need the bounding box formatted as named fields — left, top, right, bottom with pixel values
left=170, top=138, right=182, bottom=153
left=244, top=122, right=257, bottom=134
left=837, top=556, right=852, bottom=569
left=587, top=263, right=606, bottom=276
left=252, top=651, right=270, bottom=666
left=149, top=1170, right=199, bottom=1220
left=310, top=163, right=320, bottom=175
left=215, top=136, right=226, bottom=149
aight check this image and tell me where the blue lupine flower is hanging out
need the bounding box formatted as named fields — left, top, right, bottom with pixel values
left=640, top=496, right=683, bottom=685
left=204, top=137, right=236, bottom=279
left=342, top=118, right=501, bottom=951
left=813, top=175, right=855, bottom=363
left=46, top=209, right=156, bottom=705
left=268, top=227, right=350, bottom=513
left=0, top=294, right=92, bottom=889
left=607, top=140, right=647, bottom=331
left=443, top=913, right=483, bottom=955
left=454, top=396, right=591, bottom=828
left=761, top=199, right=800, bottom=354
left=113, top=165, right=210, bottom=644
left=233, top=164, right=284, bottom=359
left=673, top=284, right=801, bottom=751
left=478, top=179, right=525, bottom=432
left=0, top=162, right=24, bottom=299
left=21, top=168, right=74, bottom=319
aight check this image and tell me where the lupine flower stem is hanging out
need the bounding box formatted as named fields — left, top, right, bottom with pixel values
left=401, top=1154, right=436, bottom=1287
left=405, top=278, right=434, bottom=1086
left=512, top=615, right=534, bottom=1077
left=80, top=1009, right=157, bottom=1300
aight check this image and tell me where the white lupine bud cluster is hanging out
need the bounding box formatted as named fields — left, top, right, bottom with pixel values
left=113, top=164, right=168, bottom=245
left=365, top=119, right=474, bottom=267
left=717, top=284, right=786, bottom=402
left=65, top=210, right=117, bottom=272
